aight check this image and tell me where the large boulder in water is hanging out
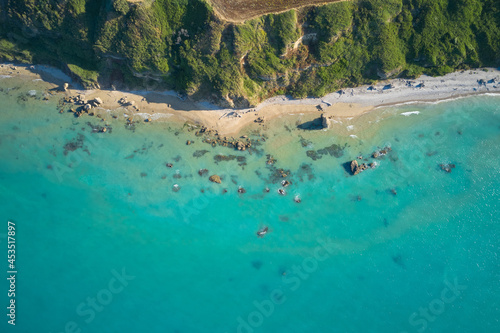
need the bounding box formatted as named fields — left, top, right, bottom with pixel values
left=209, top=175, right=221, bottom=184
left=351, top=160, right=359, bottom=175
left=321, top=113, right=330, bottom=129
left=350, top=160, right=368, bottom=176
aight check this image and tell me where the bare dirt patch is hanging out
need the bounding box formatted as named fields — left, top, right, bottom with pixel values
left=206, top=0, right=344, bottom=22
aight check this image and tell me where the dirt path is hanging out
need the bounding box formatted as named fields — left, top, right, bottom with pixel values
left=206, top=0, right=344, bottom=22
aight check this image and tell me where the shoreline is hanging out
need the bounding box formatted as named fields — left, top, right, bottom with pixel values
left=1, top=63, right=499, bottom=136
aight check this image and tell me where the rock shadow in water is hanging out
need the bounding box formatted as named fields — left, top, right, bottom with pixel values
left=297, top=117, right=324, bottom=130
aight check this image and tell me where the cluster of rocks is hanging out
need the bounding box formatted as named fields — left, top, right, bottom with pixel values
left=372, top=147, right=391, bottom=158
left=234, top=141, right=250, bottom=151
left=266, top=155, right=276, bottom=165
left=195, top=126, right=253, bottom=151
left=254, top=117, right=264, bottom=124
left=277, top=168, right=289, bottom=178
left=63, top=95, right=103, bottom=118
left=86, top=121, right=110, bottom=133
left=163, top=164, right=300, bottom=202
left=350, top=160, right=369, bottom=176
left=118, top=96, right=135, bottom=107
left=348, top=146, right=392, bottom=176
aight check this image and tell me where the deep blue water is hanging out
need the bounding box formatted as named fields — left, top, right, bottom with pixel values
left=0, top=78, right=499, bottom=333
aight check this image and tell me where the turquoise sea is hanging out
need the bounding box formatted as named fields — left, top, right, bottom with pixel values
left=0, top=76, right=499, bottom=333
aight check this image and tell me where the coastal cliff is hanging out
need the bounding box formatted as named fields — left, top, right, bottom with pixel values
left=0, top=0, right=499, bottom=107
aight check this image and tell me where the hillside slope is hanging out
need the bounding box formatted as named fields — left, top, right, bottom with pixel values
left=0, top=0, right=499, bottom=107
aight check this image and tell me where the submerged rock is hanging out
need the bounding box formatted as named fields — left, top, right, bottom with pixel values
left=266, top=155, right=276, bottom=165
left=307, top=143, right=346, bottom=161
left=252, top=260, right=263, bottom=269
left=306, top=150, right=322, bottom=161
left=317, top=143, right=345, bottom=158
left=372, top=146, right=392, bottom=158
left=193, top=150, right=209, bottom=158
left=439, top=163, right=456, bottom=173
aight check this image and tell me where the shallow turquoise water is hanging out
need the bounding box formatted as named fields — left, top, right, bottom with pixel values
left=0, top=78, right=499, bottom=333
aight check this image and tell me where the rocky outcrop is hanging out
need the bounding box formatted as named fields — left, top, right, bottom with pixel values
left=321, top=113, right=330, bottom=129
left=256, top=226, right=268, bottom=238
left=209, top=175, right=221, bottom=184
left=377, top=66, right=403, bottom=80
left=236, top=141, right=246, bottom=151
left=194, top=126, right=253, bottom=151
left=372, top=146, right=392, bottom=158
left=350, top=159, right=368, bottom=176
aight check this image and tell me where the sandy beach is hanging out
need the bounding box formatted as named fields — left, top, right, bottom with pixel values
left=1, top=63, right=499, bottom=136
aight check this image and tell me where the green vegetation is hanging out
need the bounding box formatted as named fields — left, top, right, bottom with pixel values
left=0, top=0, right=499, bottom=106
left=67, top=64, right=99, bottom=87
left=314, top=1, right=353, bottom=41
